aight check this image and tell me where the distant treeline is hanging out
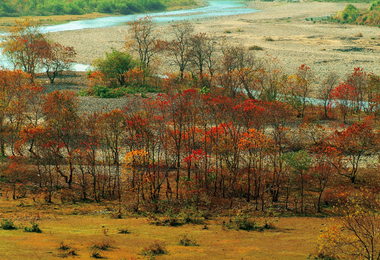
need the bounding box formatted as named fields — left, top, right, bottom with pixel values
left=0, top=0, right=197, bottom=17
left=332, top=1, right=380, bottom=25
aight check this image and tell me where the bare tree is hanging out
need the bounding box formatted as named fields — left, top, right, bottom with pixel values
left=318, top=71, right=339, bottom=119
left=126, top=16, right=159, bottom=73
left=167, top=21, right=194, bottom=80
left=189, top=33, right=217, bottom=87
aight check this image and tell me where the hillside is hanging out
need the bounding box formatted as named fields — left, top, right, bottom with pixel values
left=332, top=1, right=380, bottom=25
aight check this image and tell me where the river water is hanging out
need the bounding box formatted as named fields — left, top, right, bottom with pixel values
left=0, top=0, right=258, bottom=69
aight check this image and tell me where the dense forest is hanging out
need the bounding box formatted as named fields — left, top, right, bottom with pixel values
left=0, top=0, right=197, bottom=17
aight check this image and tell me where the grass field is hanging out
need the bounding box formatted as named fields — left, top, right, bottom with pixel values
left=0, top=197, right=332, bottom=260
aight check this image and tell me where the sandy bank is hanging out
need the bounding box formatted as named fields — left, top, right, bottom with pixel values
left=48, top=1, right=380, bottom=80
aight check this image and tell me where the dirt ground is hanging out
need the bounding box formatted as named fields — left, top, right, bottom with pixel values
left=47, top=1, right=380, bottom=80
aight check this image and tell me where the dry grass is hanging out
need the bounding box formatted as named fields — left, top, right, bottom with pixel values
left=0, top=196, right=332, bottom=260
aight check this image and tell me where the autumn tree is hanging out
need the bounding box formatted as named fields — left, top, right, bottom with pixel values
left=1, top=18, right=50, bottom=81
left=317, top=190, right=380, bottom=260
left=318, top=71, right=339, bottom=119
left=239, top=128, right=273, bottom=208
left=189, top=33, right=217, bottom=87
left=285, top=64, right=314, bottom=118
left=42, top=42, right=76, bottom=83
left=325, top=117, right=378, bottom=183
left=42, top=90, right=82, bottom=189
left=218, top=43, right=257, bottom=98
left=0, top=69, right=42, bottom=157
left=346, top=67, right=368, bottom=114
left=330, top=82, right=357, bottom=123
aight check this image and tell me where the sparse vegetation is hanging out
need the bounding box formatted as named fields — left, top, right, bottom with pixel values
left=178, top=234, right=199, bottom=246
left=248, top=45, right=263, bottom=50
left=58, top=242, right=77, bottom=258
left=141, top=241, right=168, bottom=259
left=0, top=219, right=17, bottom=230
left=24, top=220, right=42, bottom=233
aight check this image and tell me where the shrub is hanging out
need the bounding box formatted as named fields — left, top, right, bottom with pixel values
left=0, top=219, right=17, bottom=230
left=58, top=242, right=77, bottom=258
left=90, top=238, right=114, bottom=251
left=225, top=214, right=257, bottom=231
left=265, top=37, right=274, bottom=41
left=141, top=241, right=168, bottom=259
left=118, top=226, right=131, bottom=234
left=93, top=85, right=127, bottom=98
left=90, top=249, right=102, bottom=258
left=224, top=30, right=231, bottom=33
left=248, top=45, right=263, bottom=51
left=24, top=220, right=42, bottom=233
left=92, top=49, right=138, bottom=87
left=178, top=234, right=198, bottom=246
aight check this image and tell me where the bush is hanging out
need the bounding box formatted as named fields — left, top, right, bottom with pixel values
left=0, top=219, right=17, bottom=230
left=178, top=234, right=198, bottom=246
left=141, top=241, right=168, bottom=259
left=248, top=45, right=264, bottom=51
left=118, top=226, right=131, bottom=234
left=24, top=220, right=42, bottom=233
left=92, top=49, right=138, bottom=87
left=58, top=242, right=77, bottom=258
left=93, top=86, right=127, bottom=98
left=225, top=214, right=257, bottom=231
left=90, top=238, right=115, bottom=251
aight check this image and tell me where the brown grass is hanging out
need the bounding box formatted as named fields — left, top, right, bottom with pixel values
left=0, top=196, right=332, bottom=260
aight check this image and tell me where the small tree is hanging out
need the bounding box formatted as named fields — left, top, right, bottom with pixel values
left=317, top=190, right=380, bottom=260
left=125, top=16, right=159, bottom=74
left=42, top=42, right=76, bottom=83
left=92, top=49, right=137, bottom=86
left=1, top=18, right=50, bottom=81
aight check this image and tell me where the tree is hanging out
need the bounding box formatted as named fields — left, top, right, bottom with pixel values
left=42, top=42, right=76, bottom=83
left=166, top=21, right=194, bottom=80
left=318, top=71, right=339, bottom=119
left=1, top=18, right=50, bottom=81
left=189, top=33, right=217, bottom=87
left=317, top=190, right=380, bottom=260
left=325, top=117, right=378, bottom=184
left=126, top=16, right=159, bottom=73
left=285, top=64, right=314, bottom=118
left=282, top=150, right=311, bottom=214
left=42, top=90, right=82, bottom=189
left=218, top=43, right=257, bottom=98
left=330, top=82, right=357, bottom=123
left=0, top=69, right=40, bottom=157
left=92, top=49, right=137, bottom=86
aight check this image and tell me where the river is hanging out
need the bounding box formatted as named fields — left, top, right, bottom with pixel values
left=0, top=1, right=258, bottom=70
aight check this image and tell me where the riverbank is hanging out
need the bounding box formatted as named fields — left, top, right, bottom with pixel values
left=47, top=1, right=380, bottom=79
